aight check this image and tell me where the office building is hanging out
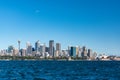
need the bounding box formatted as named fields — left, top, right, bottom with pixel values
left=81, top=46, right=87, bottom=58
left=70, top=46, right=76, bottom=57
left=21, top=48, right=26, bottom=56
left=13, top=48, right=19, bottom=56
left=78, top=47, right=82, bottom=57
left=40, top=44, right=46, bottom=57
left=68, top=46, right=71, bottom=56
left=49, top=40, right=54, bottom=57
left=35, top=40, right=40, bottom=52
left=45, top=47, right=49, bottom=53
left=8, top=45, right=14, bottom=53
left=56, top=43, right=61, bottom=51
left=26, top=42, right=32, bottom=56
left=55, top=43, right=61, bottom=57
left=87, top=49, right=92, bottom=58
left=76, top=46, right=80, bottom=56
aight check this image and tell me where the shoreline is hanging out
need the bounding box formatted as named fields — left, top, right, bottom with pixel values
left=0, top=59, right=119, bottom=61
left=0, top=56, right=120, bottom=61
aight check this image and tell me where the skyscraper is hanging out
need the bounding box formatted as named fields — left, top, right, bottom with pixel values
left=35, top=40, right=40, bottom=52
left=56, top=43, right=61, bottom=51
left=8, top=45, right=14, bottom=53
left=40, top=43, right=46, bottom=57
left=56, top=43, right=61, bottom=57
left=49, top=40, right=54, bottom=57
left=70, top=46, right=76, bottom=57
left=87, top=49, right=92, bottom=58
left=45, top=47, right=49, bottom=53
left=13, top=48, right=19, bottom=56
left=26, top=42, right=32, bottom=56
left=76, top=46, right=80, bottom=57
left=81, top=46, right=87, bottom=58
left=78, top=47, right=82, bottom=57
left=68, top=46, right=71, bottom=56
left=21, top=48, right=26, bottom=56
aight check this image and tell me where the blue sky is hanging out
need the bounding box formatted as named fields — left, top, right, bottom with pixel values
left=0, top=0, right=120, bottom=55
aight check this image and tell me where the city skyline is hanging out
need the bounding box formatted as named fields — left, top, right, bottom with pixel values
left=0, top=39, right=97, bottom=60
left=0, top=0, right=120, bottom=56
left=0, top=40, right=114, bottom=57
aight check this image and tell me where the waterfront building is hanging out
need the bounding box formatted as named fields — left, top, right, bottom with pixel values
left=40, top=43, right=46, bottom=57
left=45, top=47, right=49, bottom=53
left=76, top=46, right=80, bottom=57
left=65, top=50, right=70, bottom=57
left=78, top=47, right=82, bottom=57
left=49, top=40, right=54, bottom=57
left=45, top=52, right=50, bottom=58
left=55, top=50, right=59, bottom=57
left=35, top=40, right=40, bottom=53
left=81, top=46, right=87, bottom=59
left=0, top=49, right=7, bottom=56
left=0, top=50, right=4, bottom=56
left=87, top=49, right=92, bottom=58
left=21, top=48, right=26, bottom=56
left=62, top=50, right=68, bottom=57
left=56, top=43, right=61, bottom=51
left=3, top=49, right=7, bottom=55
left=13, top=48, right=19, bottom=56
left=70, top=46, right=76, bottom=57
left=92, top=52, right=97, bottom=59
left=26, top=42, right=32, bottom=56
left=18, top=40, right=21, bottom=56
left=8, top=45, right=14, bottom=54
left=68, top=46, right=71, bottom=56
left=55, top=43, right=61, bottom=57
left=32, top=51, right=36, bottom=56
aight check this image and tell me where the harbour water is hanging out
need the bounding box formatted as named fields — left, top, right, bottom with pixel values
left=0, top=61, right=120, bottom=80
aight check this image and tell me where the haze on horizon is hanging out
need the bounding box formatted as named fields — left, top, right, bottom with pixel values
left=0, top=0, right=120, bottom=56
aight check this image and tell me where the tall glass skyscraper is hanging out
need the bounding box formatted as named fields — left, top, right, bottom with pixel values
left=26, top=42, right=32, bottom=55
left=35, top=40, right=40, bottom=53
left=70, top=46, right=76, bottom=57
left=40, top=44, right=46, bottom=57
left=56, top=43, right=61, bottom=57
left=49, top=40, right=54, bottom=57
left=81, top=46, right=87, bottom=57
left=87, top=49, right=92, bottom=58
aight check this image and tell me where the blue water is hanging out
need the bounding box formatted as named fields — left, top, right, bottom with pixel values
left=0, top=61, right=119, bottom=80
